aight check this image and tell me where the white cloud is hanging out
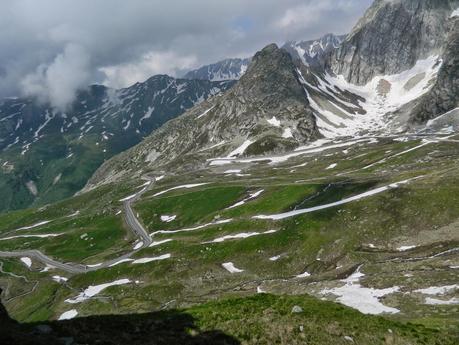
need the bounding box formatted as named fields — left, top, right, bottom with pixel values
left=21, top=43, right=90, bottom=110
left=100, top=50, right=197, bottom=89
left=0, top=0, right=372, bottom=103
left=277, top=3, right=332, bottom=30
left=277, top=1, right=361, bottom=31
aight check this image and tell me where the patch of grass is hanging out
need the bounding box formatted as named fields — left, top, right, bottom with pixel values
left=135, top=185, right=246, bottom=230
left=187, top=294, right=458, bottom=345
left=0, top=215, right=129, bottom=262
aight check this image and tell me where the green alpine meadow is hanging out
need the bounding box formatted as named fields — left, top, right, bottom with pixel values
left=0, top=0, right=458, bottom=344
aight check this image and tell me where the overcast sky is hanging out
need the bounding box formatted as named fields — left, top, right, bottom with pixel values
left=0, top=0, right=373, bottom=109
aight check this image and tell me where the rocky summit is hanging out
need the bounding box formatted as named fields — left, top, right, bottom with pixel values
left=0, top=1, right=458, bottom=344
left=86, top=43, right=319, bottom=188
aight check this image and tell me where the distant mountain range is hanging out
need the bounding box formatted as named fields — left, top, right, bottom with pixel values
left=183, top=58, right=251, bottom=81
left=281, top=33, right=346, bottom=67
left=0, top=33, right=347, bottom=212
left=181, top=33, right=346, bottom=82
left=0, top=76, right=234, bottom=212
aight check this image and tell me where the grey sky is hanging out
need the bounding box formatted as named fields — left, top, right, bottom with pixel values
left=0, top=0, right=373, bottom=108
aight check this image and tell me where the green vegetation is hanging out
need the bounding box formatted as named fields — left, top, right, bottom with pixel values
left=187, top=294, right=458, bottom=345
left=0, top=135, right=458, bottom=338
left=136, top=185, right=246, bottom=229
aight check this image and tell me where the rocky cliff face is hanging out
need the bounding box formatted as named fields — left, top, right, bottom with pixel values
left=408, top=15, right=459, bottom=124
left=87, top=44, right=319, bottom=187
left=282, top=33, right=345, bottom=67
left=330, top=0, right=459, bottom=85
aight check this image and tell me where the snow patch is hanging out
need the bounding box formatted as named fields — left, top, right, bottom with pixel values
left=227, top=190, right=264, bottom=209
left=397, top=245, right=416, bottom=251
left=320, top=267, right=400, bottom=315
left=282, top=128, right=293, bottom=138
left=153, top=183, right=209, bottom=197
left=160, top=215, right=177, bottom=223
left=20, top=257, right=32, bottom=268
left=204, top=229, right=277, bottom=244
left=155, top=175, right=165, bottom=181
left=414, top=285, right=458, bottom=295
left=12, top=220, right=51, bottom=232
left=257, top=286, right=266, bottom=294
left=149, top=239, right=173, bottom=247
left=52, top=275, right=68, bottom=283
left=58, top=309, right=78, bottom=320
left=425, top=297, right=459, bottom=305
left=254, top=177, right=420, bottom=220
left=296, top=271, right=311, bottom=278
left=151, top=219, right=232, bottom=235
left=267, top=116, right=281, bottom=127
left=65, top=279, right=131, bottom=304
left=209, top=138, right=370, bottom=166
left=227, top=140, right=253, bottom=158
left=139, top=106, right=154, bottom=124
left=197, top=106, right=215, bottom=119
left=119, top=193, right=137, bottom=202
left=133, top=241, right=144, bottom=250
left=222, top=262, right=244, bottom=273
left=0, top=233, right=62, bottom=241
left=132, top=253, right=171, bottom=264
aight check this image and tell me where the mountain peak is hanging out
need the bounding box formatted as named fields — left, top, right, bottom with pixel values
left=183, top=57, right=251, bottom=81
left=256, top=43, right=279, bottom=54
left=87, top=44, right=319, bottom=187
left=236, top=43, right=307, bottom=105
left=248, top=43, right=290, bottom=69
left=281, top=33, right=345, bottom=67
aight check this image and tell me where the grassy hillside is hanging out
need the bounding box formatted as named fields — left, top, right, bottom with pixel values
left=0, top=134, right=457, bottom=342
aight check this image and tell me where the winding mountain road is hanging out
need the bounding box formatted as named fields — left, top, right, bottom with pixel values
left=0, top=177, right=156, bottom=274
left=123, top=181, right=153, bottom=248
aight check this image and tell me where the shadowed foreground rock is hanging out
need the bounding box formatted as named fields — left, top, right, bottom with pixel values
left=0, top=290, right=239, bottom=345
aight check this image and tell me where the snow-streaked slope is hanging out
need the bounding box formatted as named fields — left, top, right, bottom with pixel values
left=183, top=58, right=251, bottom=81
left=282, top=33, right=345, bottom=66
left=299, top=56, right=442, bottom=138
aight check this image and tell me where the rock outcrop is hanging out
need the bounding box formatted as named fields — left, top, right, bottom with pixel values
left=329, top=0, right=459, bottom=85
left=87, top=44, right=320, bottom=187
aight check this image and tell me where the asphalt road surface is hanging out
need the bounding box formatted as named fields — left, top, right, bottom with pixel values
left=0, top=177, right=157, bottom=273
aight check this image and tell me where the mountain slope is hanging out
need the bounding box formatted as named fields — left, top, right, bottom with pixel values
left=87, top=44, right=319, bottom=188
left=2, top=293, right=457, bottom=345
left=282, top=33, right=345, bottom=67
left=408, top=14, right=459, bottom=124
left=294, top=0, right=459, bottom=136
left=0, top=76, right=234, bottom=212
left=183, top=33, right=345, bottom=83
left=1, top=0, right=459, bottom=337
left=329, top=0, right=459, bottom=85
left=183, top=58, right=251, bottom=81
